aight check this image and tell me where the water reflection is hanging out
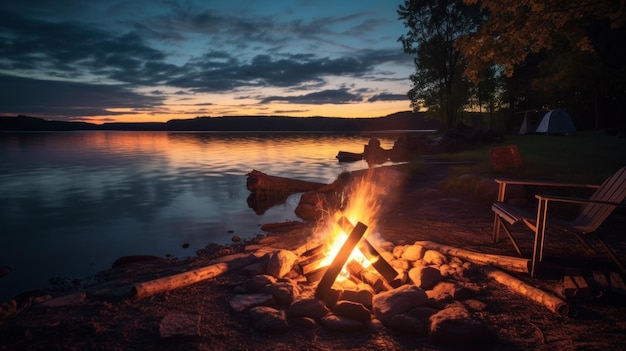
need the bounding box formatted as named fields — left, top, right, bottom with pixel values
left=0, top=131, right=396, bottom=301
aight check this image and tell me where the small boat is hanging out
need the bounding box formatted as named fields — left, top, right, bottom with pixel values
left=336, top=151, right=364, bottom=162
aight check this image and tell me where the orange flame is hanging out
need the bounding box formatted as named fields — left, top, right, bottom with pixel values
left=314, top=170, right=388, bottom=281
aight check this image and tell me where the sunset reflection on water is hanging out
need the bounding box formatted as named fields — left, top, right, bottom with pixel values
left=0, top=131, right=398, bottom=301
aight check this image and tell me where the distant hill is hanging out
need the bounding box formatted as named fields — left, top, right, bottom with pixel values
left=0, top=112, right=440, bottom=132
left=0, top=115, right=100, bottom=131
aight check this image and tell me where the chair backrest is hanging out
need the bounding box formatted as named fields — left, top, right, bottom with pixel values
left=572, top=166, right=626, bottom=232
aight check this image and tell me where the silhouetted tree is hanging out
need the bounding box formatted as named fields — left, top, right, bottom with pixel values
left=398, top=0, right=483, bottom=129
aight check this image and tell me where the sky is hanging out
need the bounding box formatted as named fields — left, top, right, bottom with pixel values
left=0, top=0, right=414, bottom=124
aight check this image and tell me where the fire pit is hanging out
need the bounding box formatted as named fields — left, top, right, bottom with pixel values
left=301, top=213, right=397, bottom=303
left=130, top=168, right=569, bottom=346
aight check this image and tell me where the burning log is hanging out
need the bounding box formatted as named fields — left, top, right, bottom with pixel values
left=335, top=215, right=398, bottom=285
left=414, top=241, right=530, bottom=274
left=133, top=254, right=256, bottom=299
left=297, top=244, right=327, bottom=267
left=481, top=266, right=569, bottom=316
left=246, top=169, right=326, bottom=196
left=358, top=239, right=399, bottom=287
left=305, top=266, right=327, bottom=283
left=315, top=222, right=368, bottom=300
left=346, top=261, right=392, bottom=292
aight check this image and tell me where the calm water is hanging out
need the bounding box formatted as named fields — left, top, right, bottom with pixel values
left=0, top=131, right=398, bottom=301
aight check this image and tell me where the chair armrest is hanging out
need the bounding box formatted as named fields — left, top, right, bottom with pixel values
left=495, top=178, right=600, bottom=189
left=494, top=178, right=600, bottom=202
left=534, top=194, right=626, bottom=207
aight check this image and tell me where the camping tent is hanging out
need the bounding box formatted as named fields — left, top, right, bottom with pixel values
left=535, top=109, right=576, bottom=135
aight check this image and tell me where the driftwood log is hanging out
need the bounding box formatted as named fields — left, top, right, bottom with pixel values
left=246, top=169, right=326, bottom=196
left=414, top=241, right=530, bottom=274
left=133, top=253, right=256, bottom=299
left=481, top=266, right=569, bottom=316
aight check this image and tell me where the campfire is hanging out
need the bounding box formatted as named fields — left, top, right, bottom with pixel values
left=128, top=167, right=571, bottom=346
left=298, top=171, right=401, bottom=303
left=305, top=212, right=397, bottom=300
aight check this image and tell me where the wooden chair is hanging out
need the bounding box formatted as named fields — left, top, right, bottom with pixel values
left=491, top=166, right=626, bottom=277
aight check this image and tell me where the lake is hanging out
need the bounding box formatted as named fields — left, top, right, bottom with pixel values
left=0, top=131, right=400, bottom=301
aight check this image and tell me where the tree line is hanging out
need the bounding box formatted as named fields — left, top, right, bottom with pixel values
left=398, top=0, right=626, bottom=132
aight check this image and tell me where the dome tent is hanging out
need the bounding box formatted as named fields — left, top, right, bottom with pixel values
left=535, top=109, right=576, bottom=135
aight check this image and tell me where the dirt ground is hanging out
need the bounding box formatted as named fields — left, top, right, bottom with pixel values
left=1, top=163, right=625, bottom=350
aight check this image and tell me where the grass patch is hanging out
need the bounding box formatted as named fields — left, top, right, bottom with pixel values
left=435, top=131, right=626, bottom=183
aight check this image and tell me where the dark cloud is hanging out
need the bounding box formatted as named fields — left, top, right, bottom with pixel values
left=168, top=53, right=377, bottom=92
left=368, top=93, right=408, bottom=102
left=0, top=11, right=166, bottom=80
left=271, top=109, right=310, bottom=114
left=0, top=7, right=405, bottom=90
left=260, top=89, right=362, bottom=105
left=0, top=2, right=411, bottom=119
left=0, top=75, right=164, bottom=118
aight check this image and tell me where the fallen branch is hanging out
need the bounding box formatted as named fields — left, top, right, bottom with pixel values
left=133, top=253, right=256, bottom=299
left=481, top=266, right=569, bottom=316
left=414, top=241, right=530, bottom=273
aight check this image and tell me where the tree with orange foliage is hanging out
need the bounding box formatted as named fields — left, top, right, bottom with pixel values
left=457, top=0, right=626, bottom=81
left=456, top=0, right=626, bottom=128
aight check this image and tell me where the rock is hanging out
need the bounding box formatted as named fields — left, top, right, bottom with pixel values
left=263, top=280, right=301, bottom=306
left=248, top=306, right=289, bottom=332
left=332, top=300, right=371, bottom=322
left=159, top=313, right=200, bottom=338
left=439, top=264, right=454, bottom=277
left=288, top=298, right=330, bottom=319
left=229, top=293, right=276, bottom=312
left=391, top=258, right=410, bottom=271
left=454, top=283, right=481, bottom=300
left=431, top=281, right=464, bottom=301
left=423, top=250, right=448, bottom=266
left=338, top=289, right=373, bottom=309
left=401, top=244, right=424, bottom=262
left=408, top=266, right=442, bottom=290
left=246, top=274, right=276, bottom=292
left=392, top=245, right=407, bottom=259
left=428, top=304, right=490, bottom=345
left=266, top=250, right=298, bottom=278
left=320, top=314, right=366, bottom=332
left=372, top=284, right=428, bottom=324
